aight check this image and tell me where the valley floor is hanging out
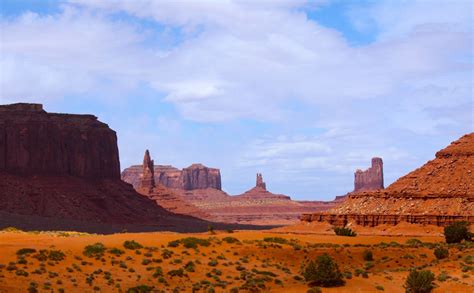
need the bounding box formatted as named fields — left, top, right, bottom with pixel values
left=0, top=225, right=472, bottom=292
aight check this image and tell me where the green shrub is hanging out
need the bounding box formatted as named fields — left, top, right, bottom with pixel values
left=263, top=237, right=289, bottom=245
left=303, top=254, right=345, bottom=287
left=444, top=222, right=471, bottom=244
left=83, top=243, right=106, bottom=258
left=168, top=268, right=185, bottom=277
left=108, top=248, right=125, bottom=256
left=307, top=287, right=322, bottom=293
left=363, top=250, right=373, bottom=261
left=180, top=237, right=210, bottom=249
left=333, top=227, right=357, bottom=237
left=184, top=261, right=195, bottom=272
left=406, top=239, right=423, bottom=247
left=168, top=240, right=180, bottom=247
left=126, top=285, right=154, bottom=293
left=433, top=247, right=449, bottom=260
left=16, top=248, right=37, bottom=256
left=222, top=237, right=240, bottom=244
left=404, top=270, right=435, bottom=293
left=123, top=240, right=143, bottom=250
left=33, top=250, right=66, bottom=262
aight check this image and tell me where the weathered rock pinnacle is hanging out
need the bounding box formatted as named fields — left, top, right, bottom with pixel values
left=139, top=149, right=155, bottom=190
left=256, top=173, right=267, bottom=190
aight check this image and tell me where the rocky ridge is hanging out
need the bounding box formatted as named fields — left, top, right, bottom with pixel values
left=302, top=133, right=474, bottom=227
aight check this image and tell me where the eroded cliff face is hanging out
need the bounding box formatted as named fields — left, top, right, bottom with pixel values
left=302, top=133, right=474, bottom=227
left=122, top=162, right=221, bottom=190
left=0, top=103, right=120, bottom=179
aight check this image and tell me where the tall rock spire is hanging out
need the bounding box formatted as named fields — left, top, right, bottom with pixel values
left=256, top=173, right=267, bottom=190
left=140, top=149, right=155, bottom=190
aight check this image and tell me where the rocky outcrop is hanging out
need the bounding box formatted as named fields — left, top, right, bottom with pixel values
left=0, top=103, right=120, bottom=179
left=0, top=103, right=232, bottom=233
left=122, top=162, right=221, bottom=191
left=302, top=133, right=474, bottom=227
left=354, top=157, right=384, bottom=192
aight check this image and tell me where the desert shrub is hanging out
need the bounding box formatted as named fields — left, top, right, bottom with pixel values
left=152, top=267, right=163, bottom=278
left=433, top=247, right=449, bottom=260
left=437, top=272, right=449, bottom=282
left=333, top=227, right=356, bottom=237
left=141, top=259, right=152, bottom=266
left=226, top=229, right=234, bottom=233
left=123, top=240, right=143, bottom=250
left=33, top=250, right=65, bottom=262
left=161, top=249, right=173, bottom=259
left=208, top=259, right=218, bottom=267
left=444, top=222, right=471, bottom=244
left=184, top=261, right=195, bottom=272
left=222, top=237, right=240, bottom=244
left=168, top=268, right=185, bottom=277
left=303, top=254, right=345, bottom=287
left=363, top=250, right=373, bottom=261
left=168, top=240, right=180, bottom=247
left=406, top=239, right=423, bottom=247
left=375, top=285, right=384, bottom=291
left=83, top=243, right=106, bottom=258
left=108, top=248, right=125, bottom=256
left=263, top=237, right=290, bottom=245
left=126, top=285, right=154, bottom=293
left=364, top=261, right=375, bottom=270
left=307, top=287, right=322, bottom=293
left=404, top=270, right=435, bottom=293
left=208, top=225, right=215, bottom=234
left=180, top=237, right=210, bottom=249
left=16, top=248, right=37, bottom=256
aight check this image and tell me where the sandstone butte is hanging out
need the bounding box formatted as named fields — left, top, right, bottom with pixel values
left=301, top=133, right=474, bottom=227
left=122, top=151, right=360, bottom=225
left=0, top=103, right=259, bottom=233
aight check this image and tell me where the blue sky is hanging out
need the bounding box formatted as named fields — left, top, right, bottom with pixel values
left=1, top=0, right=472, bottom=200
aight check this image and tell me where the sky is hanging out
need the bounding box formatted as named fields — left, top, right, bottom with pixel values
left=0, top=0, right=472, bottom=200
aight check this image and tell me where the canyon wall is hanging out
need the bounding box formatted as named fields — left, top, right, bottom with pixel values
left=0, top=103, right=120, bottom=179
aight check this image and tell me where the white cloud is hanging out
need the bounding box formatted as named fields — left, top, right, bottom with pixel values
left=0, top=0, right=472, bottom=199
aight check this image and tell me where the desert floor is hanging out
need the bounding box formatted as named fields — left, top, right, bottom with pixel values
left=0, top=223, right=472, bottom=293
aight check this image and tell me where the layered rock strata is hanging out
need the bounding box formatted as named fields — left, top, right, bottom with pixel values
left=122, top=163, right=221, bottom=190
left=302, top=133, right=474, bottom=227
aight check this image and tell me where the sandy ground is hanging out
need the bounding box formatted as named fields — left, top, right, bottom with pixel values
left=0, top=226, right=472, bottom=293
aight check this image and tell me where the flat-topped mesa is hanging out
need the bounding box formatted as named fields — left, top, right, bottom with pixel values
left=354, top=157, right=384, bottom=192
left=256, top=173, right=267, bottom=190
left=139, top=150, right=155, bottom=191
left=182, top=164, right=222, bottom=190
left=122, top=160, right=222, bottom=191
left=0, top=103, right=120, bottom=179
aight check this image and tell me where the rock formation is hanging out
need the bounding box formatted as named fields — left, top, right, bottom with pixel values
left=0, top=103, right=120, bottom=179
left=256, top=173, right=266, bottom=189
left=133, top=150, right=212, bottom=220
left=0, top=103, right=241, bottom=233
left=122, top=163, right=221, bottom=191
left=354, top=157, right=384, bottom=191
left=302, top=133, right=474, bottom=227
left=139, top=150, right=155, bottom=191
